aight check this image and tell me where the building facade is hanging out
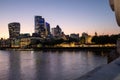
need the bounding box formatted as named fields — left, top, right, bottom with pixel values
left=46, top=22, right=51, bottom=35
left=51, top=25, right=62, bottom=38
left=19, top=33, right=31, bottom=48
left=35, top=16, right=47, bottom=38
left=0, top=38, right=10, bottom=48
left=70, top=33, right=79, bottom=39
left=8, top=22, right=20, bottom=48
left=8, top=22, right=20, bottom=39
left=81, top=32, right=92, bottom=44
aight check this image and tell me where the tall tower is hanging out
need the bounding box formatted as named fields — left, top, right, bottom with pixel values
left=46, top=22, right=50, bottom=35
left=35, top=16, right=47, bottom=38
left=8, top=22, right=20, bottom=39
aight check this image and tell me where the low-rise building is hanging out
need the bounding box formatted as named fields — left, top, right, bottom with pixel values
left=10, top=38, right=20, bottom=48
left=0, top=38, right=10, bottom=48
left=20, top=37, right=31, bottom=48
left=70, top=33, right=79, bottom=39
left=20, top=33, right=31, bottom=48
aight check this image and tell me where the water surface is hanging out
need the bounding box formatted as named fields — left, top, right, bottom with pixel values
left=0, top=50, right=109, bottom=80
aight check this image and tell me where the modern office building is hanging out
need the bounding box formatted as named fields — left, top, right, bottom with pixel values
left=51, top=25, right=62, bottom=38
left=8, top=22, right=20, bottom=48
left=46, top=22, right=51, bottom=35
left=8, top=22, right=20, bottom=39
left=35, top=16, right=47, bottom=38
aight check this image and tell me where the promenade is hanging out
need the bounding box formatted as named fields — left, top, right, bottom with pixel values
left=75, top=57, right=120, bottom=80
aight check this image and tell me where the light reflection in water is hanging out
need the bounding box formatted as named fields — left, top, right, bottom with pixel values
left=0, top=50, right=110, bottom=80
left=8, top=51, right=21, bottom=80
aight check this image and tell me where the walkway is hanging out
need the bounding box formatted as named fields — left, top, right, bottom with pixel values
left=75, top=57, right=120, bottom=80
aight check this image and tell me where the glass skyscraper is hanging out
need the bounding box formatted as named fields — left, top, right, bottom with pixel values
left=46, top=22, right=50, bottom=35
left=8, top=22, right=20, bottom=39
left=35, top=16, right=47, bottom=38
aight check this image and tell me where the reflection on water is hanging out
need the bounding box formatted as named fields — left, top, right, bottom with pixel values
left=0, top=50, right=110, bottom=80
left=8, top=51, right=21, bottom=80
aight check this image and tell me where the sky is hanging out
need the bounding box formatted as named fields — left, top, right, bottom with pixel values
left=0, top=0, right=120, bottom=38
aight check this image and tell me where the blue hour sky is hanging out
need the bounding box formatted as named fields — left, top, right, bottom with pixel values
left=0, top=0, right=119, bottom=38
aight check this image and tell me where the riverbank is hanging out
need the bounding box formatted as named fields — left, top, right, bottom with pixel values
left=75, top=56, right=120, bottom=80
left=1, top=46, right=116, bottom=51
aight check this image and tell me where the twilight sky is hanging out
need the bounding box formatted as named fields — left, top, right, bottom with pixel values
left=0, top=0, right=120, bottom=38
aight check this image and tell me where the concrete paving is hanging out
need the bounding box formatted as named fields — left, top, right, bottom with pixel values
left=75, top=57, right=120, bottom=80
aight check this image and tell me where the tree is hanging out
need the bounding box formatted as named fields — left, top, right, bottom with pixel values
left=91, top=34, right=119, bottom=44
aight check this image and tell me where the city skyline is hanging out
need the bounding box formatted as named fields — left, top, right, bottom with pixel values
left=0, top=0, right=120, bottom=38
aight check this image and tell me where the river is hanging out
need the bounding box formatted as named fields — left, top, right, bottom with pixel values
left=0, top=50, right=111, bottom=80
